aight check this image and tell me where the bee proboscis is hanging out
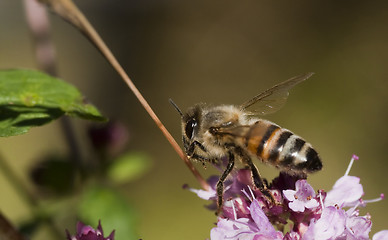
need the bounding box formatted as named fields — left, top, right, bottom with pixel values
left=171, top=72, right=322, bottom=213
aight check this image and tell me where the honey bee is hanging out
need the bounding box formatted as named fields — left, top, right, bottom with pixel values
left=170, top=72, right=322, bottom=213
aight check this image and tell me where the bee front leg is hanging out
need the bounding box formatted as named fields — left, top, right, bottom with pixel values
left=186, top=140, right=207, bottom=156
left=216, top=151, right=235, bottom=215
left=186, top=141, right=218, bottom=167
left=190, top=153, right=219, bottom=168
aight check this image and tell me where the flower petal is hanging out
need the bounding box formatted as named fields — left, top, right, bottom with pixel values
left=295, top=180, right=316, bottom=199
left=343, top=207, right=371, bottom=239
left=304, top=198, right=319, bottom=209
left=210, top=218, right=253, bottom=240
left=194, top=188, right=217, bottom=200
left=288, top=200, right=307, bottom=212
left=283, top=189, right=297, bottom=201
left=325, top=176, right=363, bottom=208
left=303, top=206, right=346, bottom=240
left=250, top=199, right=275, bottom=233
left=373, top=230, right=388, bottom=240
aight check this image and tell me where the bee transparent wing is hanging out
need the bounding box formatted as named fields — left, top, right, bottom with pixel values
left=240, top=72, right=314, bottom=115
left=212, top=125, right=252, bottom=138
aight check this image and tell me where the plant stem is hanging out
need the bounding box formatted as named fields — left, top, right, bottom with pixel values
left=21, top=1, right=79, bottom=239
left=24, top=0, right=82, bottom=168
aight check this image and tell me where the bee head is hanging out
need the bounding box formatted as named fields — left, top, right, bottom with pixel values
left=182, top=105, right=202, bottom=141
left=169, top=99, right=202, bottom=153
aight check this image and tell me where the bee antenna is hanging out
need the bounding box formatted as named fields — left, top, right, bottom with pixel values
left=169, top=98, right=183, bottom=117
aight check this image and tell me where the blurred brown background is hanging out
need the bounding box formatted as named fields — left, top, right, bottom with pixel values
left=1, top=0, right=388, bottom=239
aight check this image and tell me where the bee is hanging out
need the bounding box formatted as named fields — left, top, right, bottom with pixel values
left=170, top=72, right=322, bottom=213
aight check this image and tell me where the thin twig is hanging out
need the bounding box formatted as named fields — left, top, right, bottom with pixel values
left=37, top=0, right=210, bottom=190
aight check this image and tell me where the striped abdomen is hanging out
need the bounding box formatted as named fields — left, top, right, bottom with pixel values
left=244, top=120, right=322, bottom=174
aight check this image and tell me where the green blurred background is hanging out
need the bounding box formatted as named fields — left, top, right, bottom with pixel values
left=1, top=0, right=388, bottom=239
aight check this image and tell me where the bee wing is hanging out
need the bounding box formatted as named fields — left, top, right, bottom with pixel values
left=240, top=72, right=314, bottom=115
left=212, top=125, right=252, bottom=138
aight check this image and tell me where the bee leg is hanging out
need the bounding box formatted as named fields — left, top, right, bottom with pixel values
left=216, top=151, right=235, bottom=215
left=190, top=153, right=209, bottom=168
left=184, top=137, right=207, bottom=155
left=190, top=153, right=209, bottom=161
left=187, top=141, right=207, bottom=155
left=193, top=140, right=207, bottom=152
left=245, top=158, right=276, bottom=204
left=189, top=153, right=219, bottom=168
left=233, top=147, right=275, bottom=202
left=186, top=141, right=218, bottom=166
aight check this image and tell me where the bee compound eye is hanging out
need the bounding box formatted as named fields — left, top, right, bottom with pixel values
left=185, top=119, right=197, bottom=139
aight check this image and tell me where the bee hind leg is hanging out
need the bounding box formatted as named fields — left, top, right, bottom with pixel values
left=216, top=151, right=235, bottom=215
left=244, top=155, right=277, bottom=204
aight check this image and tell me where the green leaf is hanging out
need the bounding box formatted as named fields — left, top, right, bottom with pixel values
left=0, top=69, right=106, bottom=137
left=107, top=152, right=152, bottom=184
left=78, top=185, right=138, bottom=240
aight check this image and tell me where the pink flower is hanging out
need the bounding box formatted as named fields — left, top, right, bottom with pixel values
left=210, top=199, right=283, bottom=240
left=324, top=154, right=364, bottom=208
left=302, top=206, right=346, bottom=240
left=283, top=180, right=319, bottom=212
left=188, top=154, right=388, bottom=240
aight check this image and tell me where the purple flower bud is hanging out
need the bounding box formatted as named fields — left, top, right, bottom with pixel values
left=66, top=221, right=115, bottom=240
left=88, top=121, right=129, bottom=156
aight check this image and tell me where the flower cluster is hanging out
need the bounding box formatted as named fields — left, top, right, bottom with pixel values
left=188, top=155, right=388, bottom=240
left=66, top=221, right=115, bottom=240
